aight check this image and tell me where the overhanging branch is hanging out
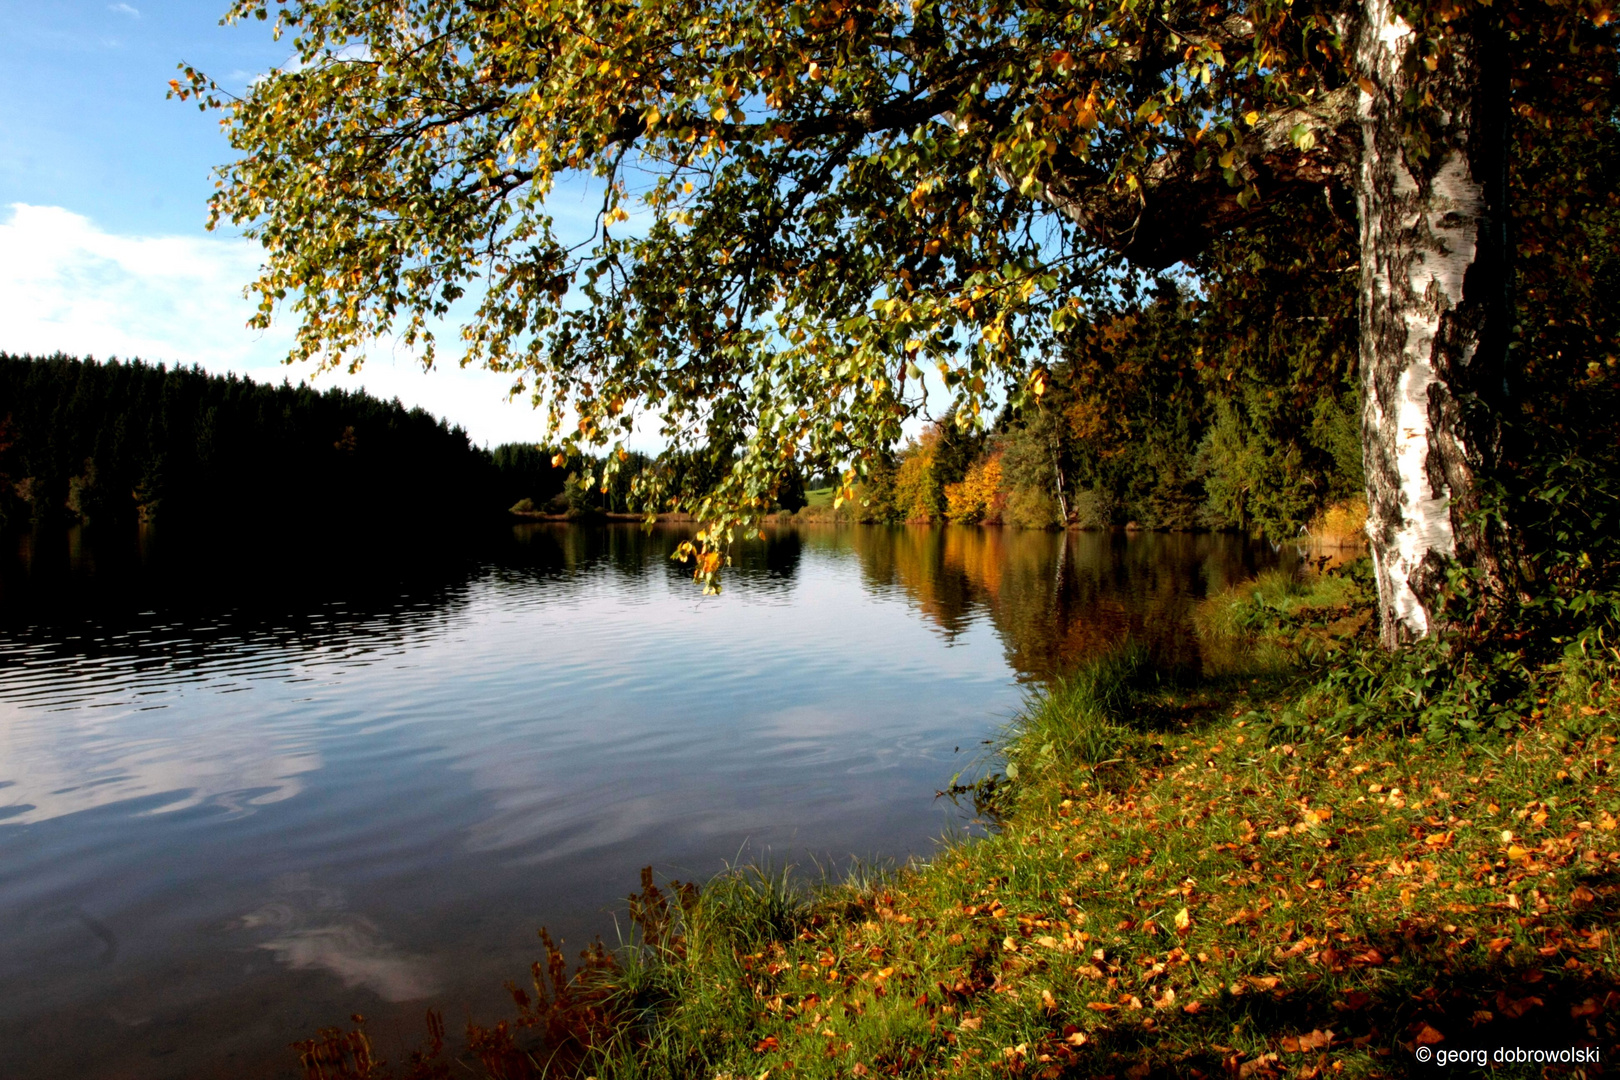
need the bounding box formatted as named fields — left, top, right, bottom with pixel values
left=1028, top=86, right=1360, bottom=268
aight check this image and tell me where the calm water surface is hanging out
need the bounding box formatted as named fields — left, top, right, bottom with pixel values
left=0, top=523, right=1275, bottom=1078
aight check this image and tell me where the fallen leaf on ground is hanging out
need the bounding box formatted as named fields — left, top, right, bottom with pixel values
left=1281, top=1029, right=1334, bottom=1053
left=1238, top=1052, right=1281, bottom=1078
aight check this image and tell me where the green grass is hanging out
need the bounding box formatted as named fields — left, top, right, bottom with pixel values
left=805, top=487, right=837, bottom=509
left=299, top=567, right=1620, bottom=1080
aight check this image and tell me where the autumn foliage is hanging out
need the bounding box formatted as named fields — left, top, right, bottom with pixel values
left=944, top=453, right=1005, bottom=525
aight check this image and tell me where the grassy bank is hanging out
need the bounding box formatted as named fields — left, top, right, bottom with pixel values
left=303, top=565, right=1620, bottom=1079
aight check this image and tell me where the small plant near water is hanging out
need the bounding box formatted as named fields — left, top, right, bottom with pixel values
left=1002, top=648, right=1154, bottom=782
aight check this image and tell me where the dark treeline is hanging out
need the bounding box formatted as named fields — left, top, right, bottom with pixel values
left=0, top=354, right=582, bottom=533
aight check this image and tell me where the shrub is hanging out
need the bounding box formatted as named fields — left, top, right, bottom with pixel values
left=1069, top=486, right=1116, bottom=529
left=893, top=435, right=944, bottom=523
left=943, top=453, right=1004, bottom=523
left=1307, top=498, right=1368, bottom=547
left=1003, top=484, right=1063, bottom=529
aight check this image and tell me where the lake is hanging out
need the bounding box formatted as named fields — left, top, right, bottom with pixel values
left=0, top=523, right=1278, bottom=1078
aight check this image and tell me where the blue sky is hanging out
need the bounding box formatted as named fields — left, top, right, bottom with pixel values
left=0, top=0, right=562, bottom=445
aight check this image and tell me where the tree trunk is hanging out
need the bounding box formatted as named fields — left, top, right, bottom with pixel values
left=1354, top=0, right=1515, bottom=647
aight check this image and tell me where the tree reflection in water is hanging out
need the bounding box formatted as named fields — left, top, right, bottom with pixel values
left=801, top=525, right=1278, bottom=681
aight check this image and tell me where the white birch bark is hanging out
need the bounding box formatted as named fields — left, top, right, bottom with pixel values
left=1354, top=0, right=1513, bottom=647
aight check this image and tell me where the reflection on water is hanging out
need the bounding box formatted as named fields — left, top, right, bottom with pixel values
left=824, top=527, right=1270, bottom=679
left=243, top=875, right=441, bottom=1004
left=0, top=522, right=1274, bottom=1079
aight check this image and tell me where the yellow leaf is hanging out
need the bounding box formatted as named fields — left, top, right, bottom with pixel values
left=1243, top=110, right=1260, bottom=126
left=1174, top=907, right=1191, bottom=933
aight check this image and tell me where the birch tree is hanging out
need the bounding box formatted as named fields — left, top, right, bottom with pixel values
left=180, top=0, right=1613, bottom=635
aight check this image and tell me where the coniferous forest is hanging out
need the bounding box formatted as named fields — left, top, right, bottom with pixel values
left=0, top=353, right=563, bottom=533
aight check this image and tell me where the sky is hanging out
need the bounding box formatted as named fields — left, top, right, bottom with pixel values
left=0, top=1, right=580, bottom=447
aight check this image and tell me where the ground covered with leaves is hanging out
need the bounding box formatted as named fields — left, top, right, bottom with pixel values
left=301, top=566, right=1620, bottom=1080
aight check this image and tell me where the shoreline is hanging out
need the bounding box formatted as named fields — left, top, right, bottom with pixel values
left=301, top=568, right=1619, bottom=1078
left=506, top=508, right=1369, bottom=550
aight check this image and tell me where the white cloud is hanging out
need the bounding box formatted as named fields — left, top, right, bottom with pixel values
left=0, top=203, right=552, bottom=446
left=107, top=2, right=140, bottom=16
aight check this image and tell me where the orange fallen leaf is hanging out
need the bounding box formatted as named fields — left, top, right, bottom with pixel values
left=1414, top=1024, right=1445, bottom=1046
left=1237, top=1052, right=1281, bottom=1078
left=1494, top=993, right=1543, bottom=1019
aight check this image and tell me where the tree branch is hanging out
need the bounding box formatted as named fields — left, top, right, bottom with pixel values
left=1027, top=86, right=1360, bottom=268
